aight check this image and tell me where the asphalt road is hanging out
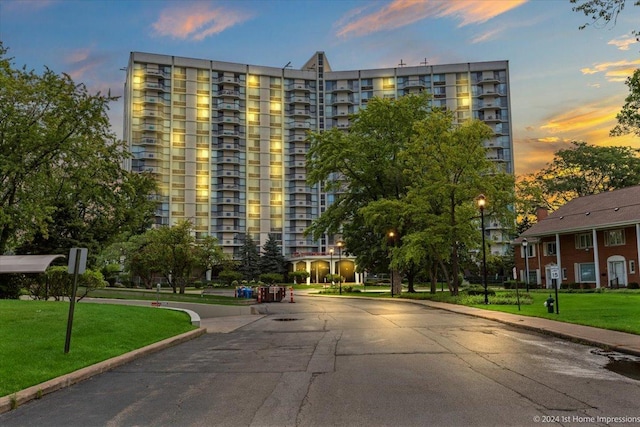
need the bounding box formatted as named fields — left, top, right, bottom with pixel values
left=2, top=294, right=640, bottom=427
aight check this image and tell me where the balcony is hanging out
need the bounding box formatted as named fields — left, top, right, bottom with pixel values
left=138, top=151, right=158, bottom=160
left=143, top=67, right=170, bottom=78
left=141, top=109, right=163, bottom=119
left=215, top=76, right=241, bottom=85
left=479, top=103, right=498, bottom=111
left=142, top=96, right=164, bottom=105
left=398, top=78, right=427, bottom=90
left=213, top=115, right=240, bottom=124
left=482, top=115, right=502, bottom=123
left=212, top=129, right=242, bottom=138
left=287, top=82, right=314, bottom=92
left=332, top=84, right=356, bottom=93
left=287, top=95, right=311, bottom=104
left=140, top=123, right=160, bottom=132
left=288, top=108, right=312, bottom=117
left=216, top=196, right=242, bottom=205
left=143, top=81, right=169, bottom=92
left=332, top=95, right=355, bottom=105
left=479, top=76, right=501, bottom=84
left=215, top=89, right=242, bottom=98
left=291, top=121, right=311, bottom=129
left=216, top=102, right=242, bottom=112
left=217, top=155, right=241, bottom=165
left=138, top=137, right=157, bottom=145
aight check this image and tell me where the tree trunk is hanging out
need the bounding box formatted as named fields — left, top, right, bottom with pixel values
left=407, top=268, right=416, bottom=293
left=391, top=268, right=403, bottom=296
left=430, top=261, right=438, bottom=294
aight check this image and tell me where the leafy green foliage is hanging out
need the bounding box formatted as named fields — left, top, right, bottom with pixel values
left=219, top=269, right=243, bottom=285
left=238, top=235, right=260, bottom=281
left=259, top=273, right=284, bottom=284
left=290, top=270, right=310, bottom=284
left=0, top=43, right=156, bottom=256
left=517, top=141, right=640, bottom=217
left=307, top=94, right=514, bottom=296
left=259, top=234, right=287, bottom=274
left=611, top=69, right=640, bottom=137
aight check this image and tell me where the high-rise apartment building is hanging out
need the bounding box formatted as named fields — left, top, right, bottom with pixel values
left=123, top=51, right=513, bottom=261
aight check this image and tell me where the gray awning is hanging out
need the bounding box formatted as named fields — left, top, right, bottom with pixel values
left=0, top=255, right=66, bottom=274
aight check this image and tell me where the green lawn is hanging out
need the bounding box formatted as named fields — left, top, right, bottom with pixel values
left=86, top=287, right=253, bottom=305
left=472, top=290, right=640, bottom=335
left=395, top=288, right=640, bottom=335
left=0, top=300, right=196, bottom=397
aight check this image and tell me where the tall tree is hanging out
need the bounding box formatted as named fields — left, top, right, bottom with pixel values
left=517, top=141, right=640, bottom=216
left=259, top=234, right=286, bottom=275
left=306, top=93, right=432, bottom=294
left=125, top=221, right=203, bottom=294
left=0, top=43, right=155, bottom=255
left=397, top=110, right=514, bottom=295
left=611, top=69, right=640, bottom=137
left=238, top=235, right=260, bottom=281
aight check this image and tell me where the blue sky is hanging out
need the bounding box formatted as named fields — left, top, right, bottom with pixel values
left=1, top=0, right=638, bottom=175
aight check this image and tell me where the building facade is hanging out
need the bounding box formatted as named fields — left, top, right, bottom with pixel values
left=514, top=187, right=640, bottom=289
left=123, top=51, right=513, bottom=272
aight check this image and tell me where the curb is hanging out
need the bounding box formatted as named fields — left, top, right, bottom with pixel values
left=0, top=327, right=206, bottom=414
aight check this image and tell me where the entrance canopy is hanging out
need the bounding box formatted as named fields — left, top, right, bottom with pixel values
left=0, top=255, right=65, bottom=274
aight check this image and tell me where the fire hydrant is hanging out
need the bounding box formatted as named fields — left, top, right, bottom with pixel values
left=545, top=295, right=555, bottom=313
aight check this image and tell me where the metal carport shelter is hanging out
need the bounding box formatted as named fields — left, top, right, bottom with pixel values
left=0, top=255, right=66, bottom=274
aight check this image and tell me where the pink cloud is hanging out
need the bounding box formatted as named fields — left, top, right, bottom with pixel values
left=581, top=59, right=640, bottom=82
left=153, top=3, right=253, bottom=41
left=336, top=0, right=527, bottom=38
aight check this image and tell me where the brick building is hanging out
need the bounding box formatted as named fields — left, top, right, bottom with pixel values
left=514, top=186, right=640, bottom=288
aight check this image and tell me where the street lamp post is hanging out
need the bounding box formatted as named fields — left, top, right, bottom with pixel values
left=477, top=194, right=489, bottom=304
left=522, top=238, right=530, bottom=292
left=387, top=231, right=395, bottom=297
left=329, top=248, right=334, bottom=284
left=337, top=241, right=344, bottom=295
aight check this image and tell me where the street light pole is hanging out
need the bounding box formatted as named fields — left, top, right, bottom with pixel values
left=522, top=238, right=530, bottom=292
left=387, top=231, right=395, bottom=297
left=477, top=195, right=489, bottom=304
left=337, top=241, right=344, bottom=295
left=329, top=248, right=334, bottom=284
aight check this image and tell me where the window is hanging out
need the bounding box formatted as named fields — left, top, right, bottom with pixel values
left=521, top=245, right=535, bottom=258
left=575, top=233, right=593, bottom=249
left=604, top=229, right=625, bottom=246
left=578, top=263, right=596, bottom=282
left=630, top=260, right=636, bottom=274
left=544, top=242, right=557, bottom=256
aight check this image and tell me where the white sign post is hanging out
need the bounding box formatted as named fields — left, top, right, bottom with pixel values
left=549, top=266, right=560, bottom=314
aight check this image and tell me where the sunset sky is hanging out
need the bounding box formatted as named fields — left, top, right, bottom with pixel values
left=1, top=0, right=638, bottom=176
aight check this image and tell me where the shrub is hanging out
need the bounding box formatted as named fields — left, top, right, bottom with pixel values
left=325, top=274, right=342, bottom=284
left=290, top=270, right=310, bottom=284
left=503, top=280, right=525, bottom=290
left=259, top=273, right=283, bottom=284
left=218, top=270, right=242, bottom=286
left=463, top=286, right=496, bottom=296
left=628, top=282, right=639, bottom=289
left=0, top=274, right=25, bottom=299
